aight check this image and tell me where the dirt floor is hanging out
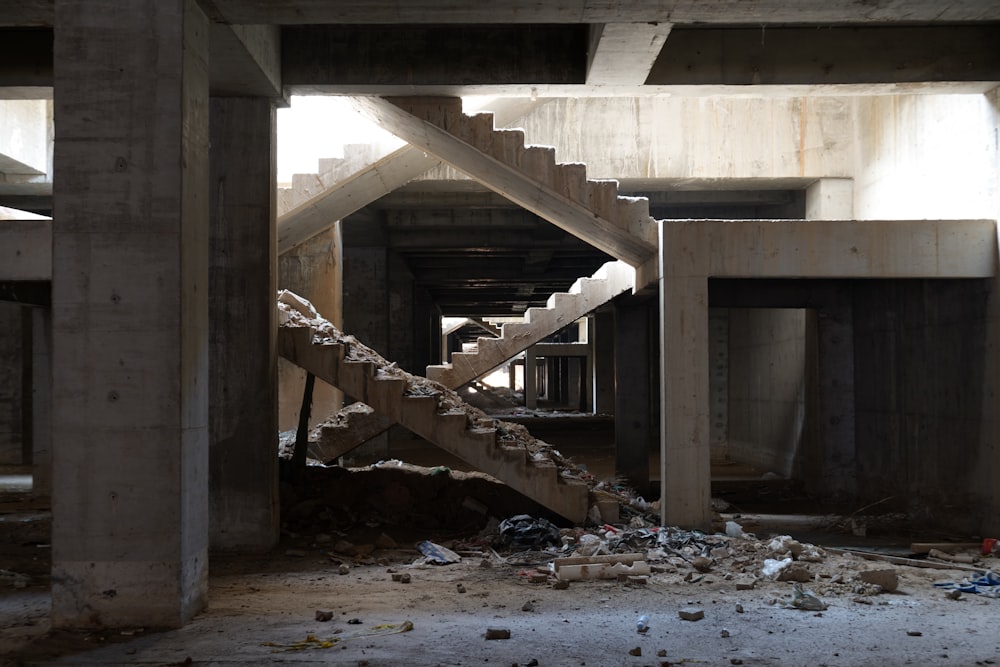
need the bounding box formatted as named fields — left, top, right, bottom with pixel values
left=2, top=461, right=1000, bottom=667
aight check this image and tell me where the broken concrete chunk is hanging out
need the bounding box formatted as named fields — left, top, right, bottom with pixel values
left=484, top=628, right=511, bottom=640
left=777, top=563, right=813, bottom=583
left=859, top=568, right=899, bottom=592
left=735, top=578, right=756, bottom=590
left=628, top=646, right=642, bottom=656
left=693, top=556, right=712, bottom=572
left=678, top=607, right=705, bottom=621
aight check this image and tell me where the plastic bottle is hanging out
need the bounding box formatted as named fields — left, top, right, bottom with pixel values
left=636, top=614, right=649, bottom=633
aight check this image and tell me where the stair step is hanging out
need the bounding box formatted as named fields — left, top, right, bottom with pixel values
left=521, top=145, right=556, bottom=188
left=587, top=179, right=619, bottom=223
left=490, top=129, right=525, bottom=166
left=553, top=162, right=587, bottom=202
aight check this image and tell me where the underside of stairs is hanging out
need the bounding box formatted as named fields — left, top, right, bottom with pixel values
left=277, top=291, right=591, bottom=524
left=428, top=259, right=635, bottom=389
left=352, top=96, right=659, bottom=270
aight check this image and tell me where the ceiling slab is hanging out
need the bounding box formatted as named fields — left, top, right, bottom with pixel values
left=208, top=1, right=1000, bottom=25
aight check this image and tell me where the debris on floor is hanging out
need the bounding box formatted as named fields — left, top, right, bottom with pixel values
left=262, top=620, right=413, bottom=652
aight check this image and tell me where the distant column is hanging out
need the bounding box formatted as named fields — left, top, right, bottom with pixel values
left=614, top=297, right=652, bottom=492
left=208, top=97, right=279, bottom=552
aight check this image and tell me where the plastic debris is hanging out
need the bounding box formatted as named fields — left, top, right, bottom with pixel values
left=933, top=570, right=1000, bottom=597
left=789, top=583, right=828, bottom=611
left=762, top=557, right=793, bottom=579
left=417, top=541, right=462, bottom=564
left=496, top=514, right=561, bottom=550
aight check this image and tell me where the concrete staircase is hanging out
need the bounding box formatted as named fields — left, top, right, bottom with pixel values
left=277, top=310, right=591, bottom=523
left=308, top=403, right=392, bottom=464
left=352, top=96, right=659, bottom=268
left=428, top=260, right=635, bottom=389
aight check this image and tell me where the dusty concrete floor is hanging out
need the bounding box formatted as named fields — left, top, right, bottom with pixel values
left=2, top=461, right=999, bottom=667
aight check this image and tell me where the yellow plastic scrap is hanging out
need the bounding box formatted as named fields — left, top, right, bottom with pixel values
left=263, top=620, right=414, bottom=653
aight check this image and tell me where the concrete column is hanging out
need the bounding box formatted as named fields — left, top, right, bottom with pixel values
left=31, top=307, right=51, bottom=498
left=524, top=346, right=537, bottom=409
left=805, top=178, right=854, bottom=220
left=0, top=303, right=24, bottom=465
left=614, top=298, right=652, bottom=491
left=660, top=272, right=712, bottom=530
left=816, top=301, right=857, bottom=500
left=592, top=309, right=615, bottom=415
left=208, top=97, right=278, bottom=552
left=51, top=0, right=210, bottom=627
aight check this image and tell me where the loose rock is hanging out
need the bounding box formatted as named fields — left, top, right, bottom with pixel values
left=484, top=628, right=511, bottom=640
left=859, top=568, right=899, bottom=593
left=315, top=610, right=333, bottom=622
left=679, top=608, right=705, bottom=621
left=628, top=646, right=642, bottom=656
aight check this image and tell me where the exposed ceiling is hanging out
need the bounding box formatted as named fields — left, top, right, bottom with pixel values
left=2, top=2, right=999, bottom=317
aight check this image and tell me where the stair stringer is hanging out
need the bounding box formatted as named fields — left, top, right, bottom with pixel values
left=278, top=324, right=590, bottom=523
left=427, top=260, right=635, bottom=389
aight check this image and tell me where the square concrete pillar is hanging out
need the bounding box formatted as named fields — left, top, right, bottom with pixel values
left=614, top=297, right=652, bottom=491
left=659, top=246, right=712, bottom=529
left=52, top=0, right=210, bottom=628
left=209, top=97, right=279, bottom=552
left=31, top=307, right=51, bottom=498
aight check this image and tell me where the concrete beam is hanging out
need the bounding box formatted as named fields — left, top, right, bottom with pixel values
left=282, top=24, right=1000, bottom=95
left=210, top=1, right=1000, bottom=24
left=648, top=26, right=1000, bottom=86
left=0, top=220, right=51, bottom=281
left=664, top=219, right=997, bottom=279
left=209, top=24, right=281, bottom=98
left=586, top=22, right=672, bottom=86
left=0, top=3, right=52, bottom=27
left=352, top=97, right=656, bottom=266
left=278, top=97, right=547, bottom=255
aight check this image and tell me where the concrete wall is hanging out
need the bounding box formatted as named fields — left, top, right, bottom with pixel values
left=852, top=94, right=1000, bottom=220
left=517, top=96, right=854, bottom=182
left=853, top=279, right=993, bottom=531
left=277, top=226, right=343, bottom=431
left=0, top=99, right=49, bottom=175
left=726, top=308, right=811, bottom=477
left=847, top=92, right=1000, bottom=532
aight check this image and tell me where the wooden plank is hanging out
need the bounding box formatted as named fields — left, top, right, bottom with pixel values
left=825, top=547, right=986, bottom=574
left=353, top=96, right=657, bottom=266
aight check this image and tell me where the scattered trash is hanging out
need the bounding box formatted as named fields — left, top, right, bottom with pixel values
left=725, top=520, right=745, bottom=538
left=933, top=570, right=1000, bottom=597
left=347, top=618, right=363, bottom=624
left=788, top=583, right=827, bottom=611
left=417, top=541, right=462, bottom=565
left=484, top=628, right=511, bottom=640
left=636, top=614, right=649, bottom=633
left=496, top=515, right=561, bottom=550
left=762, top=557, right=792, bottom=579
left=263, top=620, right=413, bottom=652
